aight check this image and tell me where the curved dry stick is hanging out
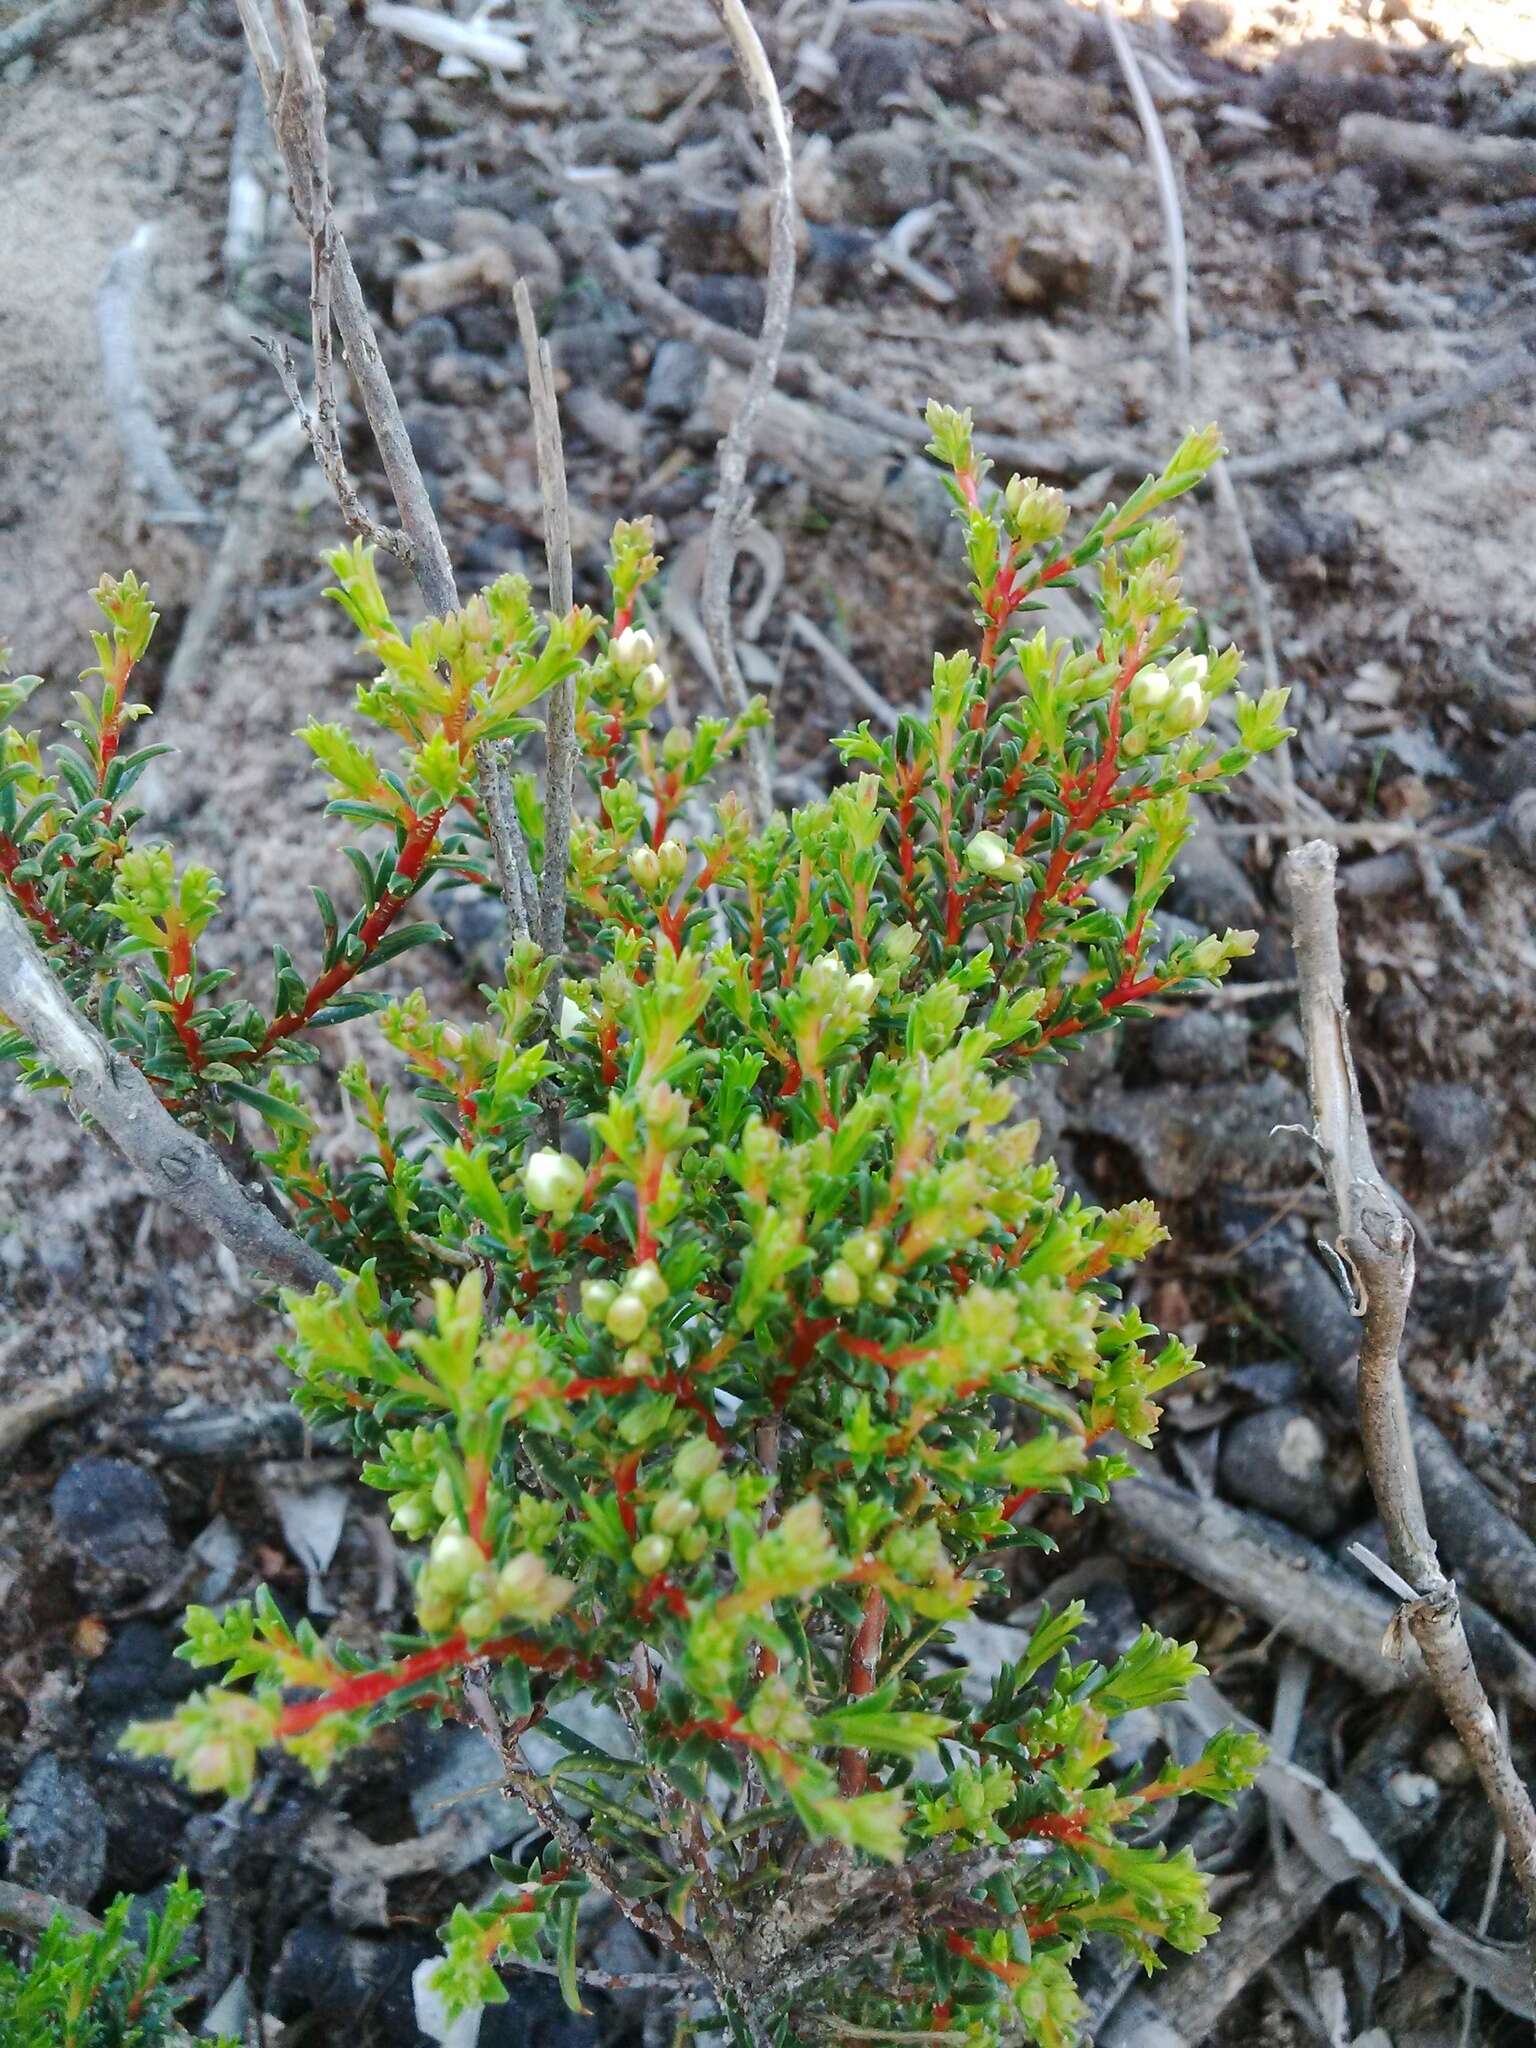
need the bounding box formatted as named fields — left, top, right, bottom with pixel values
left=703, top=0, right=799, bottom=825
left=0, top=897, right=337, bottom=1294
left=96, top=226, right=209, bottom=531
left=1285, top=838, right=1536, bottom=2003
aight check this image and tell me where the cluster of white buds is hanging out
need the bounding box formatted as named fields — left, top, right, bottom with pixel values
left=582, top=1257, right=669, bottom=1361
left=609, top=625, right=668, bottom=710
left=628, top=837, right=687, bottom=894
left=802, top=952, right=879, bottom=1019
left=523, top=1148, right=585, bottom=1223
left=630, top=1435, right=737, bottom=1575
left=1125, top=651, right=1209, bottom=758
left=416, top=1521, right=573, bottom=1638
left=821, top=1228, right=896, bottom=1310
left=1002, top=473, right=1069, bottom=550
left=965, top=829, right=1026, bottom=884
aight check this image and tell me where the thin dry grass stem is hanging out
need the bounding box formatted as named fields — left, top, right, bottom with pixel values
left=703, top=0, right=799, bottom=825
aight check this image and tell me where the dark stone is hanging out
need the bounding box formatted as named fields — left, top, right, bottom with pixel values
left=400, top=411, right=456, bottom=479
left=1218, top=1402, right=1363, bottom=1539
left=806, top=224, right=876, bottom=294
left=672, top=271, right=766, bottom=333
left=1487, top=731, right=1536, bottom=800
left=664, top=202, right=741, bottom=273
left=1253, top=501, right=1360, bottom=579
left=834, top=131, right=935, bottom=226
left=1164, top=821, right=1260, bottom=931
left=1065, top=1073, right=1315, bottom=1200
left=1402, top=1081, right=1494, bottom=1192
left=1224, top=1358, right=1306, bottom=1406
left=430, top=882, right=508, bottom=974
left=51, top=1457, right=173, bottom=1594
left=568, top=116, right=673, bottom=169
left=450, top=303, right=513, bottom=354
left=403, top=314, right=459, bottom=367
left=267, top=1920, right=430, bottom=2036
left=833, top=31, right=921, bottom=117
left=97, top=1761, right=195, bottom=1895
left=545, top=318, right=630, bottom=392
left=1412, top=1251, right=1514, bottom=1344
left=644, top=338, right=706, bottom=420
left=140, top=1400, right=313, bottom=1460
left=461, top=523, right=529, bottom=579
left=479, top=1969, right=605, bottom=2046
left=83, top=1620, right=198, bottom=1721
left=424, top=351, right=514, bottom=406
left=6, top=1755, right=108, bottom=1907
left=1146, top=1008, right=1249, bottom=1085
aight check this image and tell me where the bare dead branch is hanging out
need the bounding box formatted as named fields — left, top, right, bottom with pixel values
left=0, top=0, right=110, bottom=72
left=1227, top=325, right=1536, bottom=485
left=96, top=227, right=210, bottom=532
left=575, top=227, right=1135, bottom=484
left=0, top=896, right=337, bottom=1294
left=1285, top=837, right=1536, bottom=2001
left=224, top=53, right=271, bottom=287
left=511, top=280, right=577, bottom=981
left=243, top=0, right=457, bottom=615
left=702, top=0, right=799, bottom=823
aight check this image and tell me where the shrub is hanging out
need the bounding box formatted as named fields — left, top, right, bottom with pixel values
left=1, top=409, right=1285, bottom=2045
left=0, top=1865, right=222, bottom=2048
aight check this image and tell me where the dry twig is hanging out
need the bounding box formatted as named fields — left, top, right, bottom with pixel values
left=0, top=0, right=110, bottom=71
left=0, top=897, right=336, bottom=1294
left=236, top=0, right=456, bottom=614
left=1285, top=837, right=1536, bottom=2001
left=96, top=227, right=209, bottom=532
left=702, top=0, right=799, bottom=825
left=510, top=279, right=577, bottom=981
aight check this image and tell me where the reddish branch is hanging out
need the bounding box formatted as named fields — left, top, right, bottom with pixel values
left=276, top=1627, right=591, bottom=1737
left=838, top=1586, right=887, bottom=1795
left=257, top=803, right=445, bottom=1053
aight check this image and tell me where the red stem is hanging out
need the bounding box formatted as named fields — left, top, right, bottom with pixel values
left=276, top=1629, right=589, bottom=1736
left=257, top=805, right=445, bottom=1053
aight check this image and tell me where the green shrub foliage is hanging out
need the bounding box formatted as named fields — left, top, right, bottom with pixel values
left=0, top=1868, right=225, bottom=2048
left=1, top=410, right=1284, bottom=2046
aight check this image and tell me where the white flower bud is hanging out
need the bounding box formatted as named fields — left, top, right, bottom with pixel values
left=605, top=1291, right=650, bottom=1343
left=965, top=830, right=1022, bottom=882
left=1129, top=666, right=1171, bottom=712
left=1167, top=651, right=1209, bottom=690
left=581, top=1278, right=618, bottom=1322
left=428, top=1528, right=482, bottom=1593
left=524, top=1148, right=584, bottom=1215
left=558, top=994, right=590, bottom=1041
left=627, top=1259, right=669, bottom=1310
left=1166, top=680, right=1208, bottom=734
left=845, top=970, right=878, bottom=1011
left=656, top=837, right=687, bottom=886
left=628, top=846, right=661, bottom=891
left=673, top=1437, right=722, bottom=1486
left=632, top=1533, right=672, bottom=1575
left=632, top=662, right=669, bottom=709
left=842, top=1230, right=884, bottom=1276
left=966, top=830, right=1009, bottom=875
left=609, top=626, right=656, bottom=680
left=822, top=1259, right=861, bottom=1308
